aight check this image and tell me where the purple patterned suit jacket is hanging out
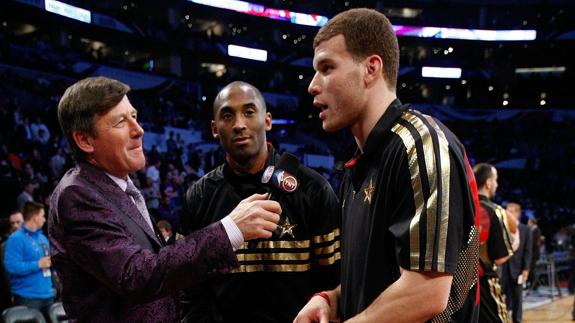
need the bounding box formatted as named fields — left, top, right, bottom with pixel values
left=48, top=162, right=238, bottom=322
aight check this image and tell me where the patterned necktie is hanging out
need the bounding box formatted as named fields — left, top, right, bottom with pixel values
left=125, top=180, right=155, bottom=232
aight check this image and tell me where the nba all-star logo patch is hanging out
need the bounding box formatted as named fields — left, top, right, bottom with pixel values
left=363, top=178, right=375, bottom=205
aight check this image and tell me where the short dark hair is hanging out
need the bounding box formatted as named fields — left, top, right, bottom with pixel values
left=313, top=8, right=399, bottom=91
left=22, top=201, right=44, bottom=222
left=473, top=163, right=495, bottom=188
left=213, top=81, right=266, bottom=117
left=157, top=220, right=172, bottom=233
left=58, top=77, right=130, bottom=161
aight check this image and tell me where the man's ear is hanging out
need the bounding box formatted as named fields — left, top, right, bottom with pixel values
left=485, top=177, right=493, bottom=190
left=72, top=131, right=94, bottom=154
left=265, top=112, right=272, bottom=131
left=211, top=120, right=219, bottom=139
left=364, top=54, right=383, bottom=87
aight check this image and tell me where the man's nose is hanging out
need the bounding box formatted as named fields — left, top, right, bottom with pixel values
left=308, top=73, right=321, bottom=95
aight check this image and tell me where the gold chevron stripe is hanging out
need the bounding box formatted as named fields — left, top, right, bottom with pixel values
left=237, top=240, right=310, bottom=250
left=313, top=240, right=340, bottom=256
left=312, top=228, right=341, bottom=244
left=230, top=263, right=311, bottom=273
left=236, top=252, right=310, bottom=262
left=315, top=252, right=341, bottom=266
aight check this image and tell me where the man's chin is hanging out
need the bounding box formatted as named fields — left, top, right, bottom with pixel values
left=322, top=121, right=341, bottom=133
left=130, top=157, right=147, bottom=172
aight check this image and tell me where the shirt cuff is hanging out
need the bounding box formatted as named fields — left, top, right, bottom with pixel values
left=221, top=216, right=244, bottom=250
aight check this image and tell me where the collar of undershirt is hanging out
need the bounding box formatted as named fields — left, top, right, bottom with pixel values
left=344, top=98, right=406, bottom=169
left=226, top=142, right=273, bottom=175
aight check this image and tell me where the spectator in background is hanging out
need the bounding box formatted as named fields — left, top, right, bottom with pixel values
left=147, top=144, right=161, bottom=166
left=166, top=131, right=176, bottom=155
left=0, top=210, right=24, bottom=311
left=8, top=211, right=23, bottom=236
left=502, top=202, right=532, bottom=323
left=49, top=147, right=67, bottom=179
left=146, top=159, right=161, bottom=188
left=141, top=177, right=161, bottom=210
left=16, top=181, right=35, bottom=211
left=527, top=217, right=542, bottom=289
left=154, top=193, right=180, bottom=232
left=30, top=116, right=50, bottom=144
left=156, top=220, right=175, bottom=245
left=4, top=202, right=54, bottom=318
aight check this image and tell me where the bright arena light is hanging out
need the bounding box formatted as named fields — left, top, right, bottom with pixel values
left=45, top=0, right=91, bottom=23
left=421, top=67, right=462, bottom=79
left=228, top=44, right=268, bottom=62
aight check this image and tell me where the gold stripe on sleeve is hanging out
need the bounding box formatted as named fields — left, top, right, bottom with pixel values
left=392, top=120, right=424, bottom=270
left=402, top=113, right=437, bottom=271
left=401, top=112, right=438, bottom=271
left=424, top=115, right=451, bottom=272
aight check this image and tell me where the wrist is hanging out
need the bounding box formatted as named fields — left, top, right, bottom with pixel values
left=312, top=291, right=331, bottom=307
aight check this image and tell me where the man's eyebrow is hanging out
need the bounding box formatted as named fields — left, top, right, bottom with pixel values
left=218, top=102, right=257, bottom=112
left=243, top=103, right=257, bottom=109
left=217, top=106, right=232, bottom=114
left=314, top=57, right=332, bottom=69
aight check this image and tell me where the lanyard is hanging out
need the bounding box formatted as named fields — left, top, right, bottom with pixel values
left=23, top=230, right=48, bottom=258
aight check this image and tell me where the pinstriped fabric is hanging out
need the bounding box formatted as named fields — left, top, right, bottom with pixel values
left=392, top=110, right=452, bottom=271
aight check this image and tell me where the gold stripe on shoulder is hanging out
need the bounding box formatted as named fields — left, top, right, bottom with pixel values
left=312, top=228, right=341, bottom=244
left=313, top=240, right=340, bottom=256
left=230, top=263, right=311, bottom=273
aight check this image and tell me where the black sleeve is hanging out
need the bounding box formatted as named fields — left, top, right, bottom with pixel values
left=308, top=177, right=341, bottom=292
left=181, top=180, right=205, bottom=234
